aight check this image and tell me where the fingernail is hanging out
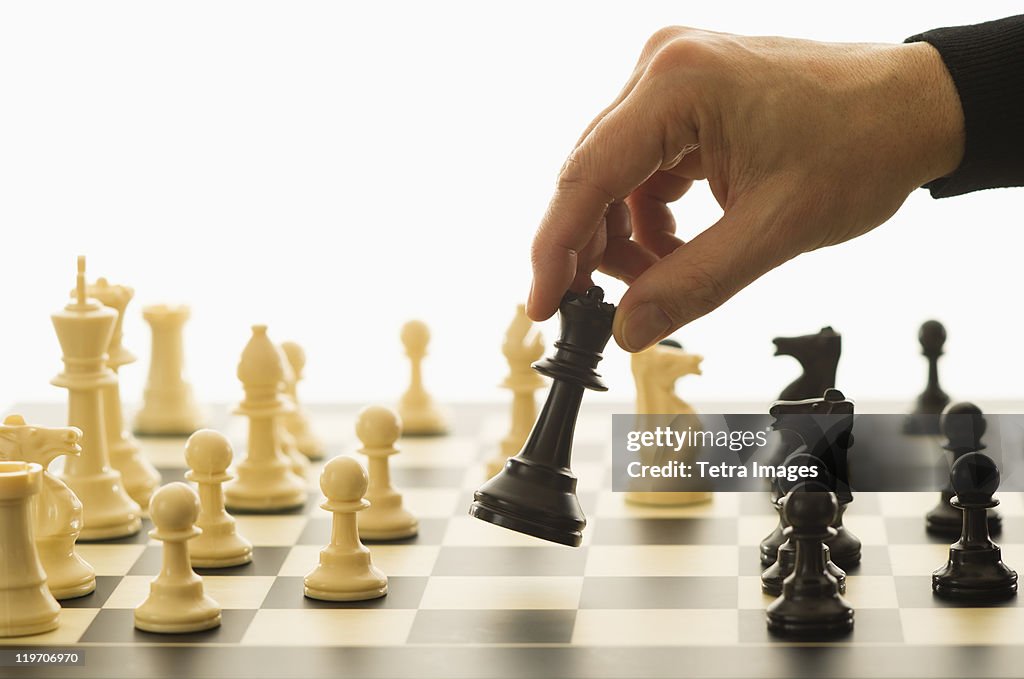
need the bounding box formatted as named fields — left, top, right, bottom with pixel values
left=622, top=303, right=672, bottom=352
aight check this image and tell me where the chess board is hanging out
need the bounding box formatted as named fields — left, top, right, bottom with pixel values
left=6, top=401, right=1024, bottom=679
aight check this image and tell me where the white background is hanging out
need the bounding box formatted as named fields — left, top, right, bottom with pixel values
left=1, top=1, right=1021, bottom=409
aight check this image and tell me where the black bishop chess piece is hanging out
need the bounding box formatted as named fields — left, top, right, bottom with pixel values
left=469, top=286, right=615, bottom=547
left=926, top=403, right=1001, bottom=538
left=932, top=452, right=1017, bottom=602
left=761, top=456, right=846, bottom=596
left=904, top=320, right=951, bottom=435
left=766, top=486, right=854, bottom=638
left=760, top=388, right=860, bottom=570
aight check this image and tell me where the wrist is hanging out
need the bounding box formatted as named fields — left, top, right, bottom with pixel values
left=895, top=41, right=965, bottom=186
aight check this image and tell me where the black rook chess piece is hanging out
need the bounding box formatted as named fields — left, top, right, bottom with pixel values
left=766, top=487, right=854, bottom=638
left=904, top=320, right=951, bottom=435
left=932, top=452, right=1017, bottom=602
left=469, top=286, right=615, bottom=547
left=926, top=403, right=1001, bottom=538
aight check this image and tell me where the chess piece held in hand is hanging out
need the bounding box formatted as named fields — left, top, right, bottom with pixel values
left=471, top=286, right=615, bottom=547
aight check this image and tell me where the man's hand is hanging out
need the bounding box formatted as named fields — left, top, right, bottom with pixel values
left=528, top=27, right=964, bottom=351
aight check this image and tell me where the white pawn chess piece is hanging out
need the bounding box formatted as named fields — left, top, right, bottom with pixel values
left=356, top=406, right=418, bottom=540
left=397, top=320, right=448, bottom=435
left=135, top=483, right=221, bottom=633
left=0, top=461, right=62, bottom=637
left=487, top=304, right=546, bottom=478
left=134, top=303, right=205, bottom=435
left=184, top=430, right=253, bottom=568
left=0, top=415, right=96, bottom=600
left=224, top=325, right=307, bottom=511
left=86, top=278, right=161, bottom=509
left=280, top=341, right=325, bottom=460
left=626, top=342, right=711, bottom=506
left=277, top=344, right=310, bottom=477
left=52, top=256, right=142, bottom=539
left=304, top=456, right=388, bottom=601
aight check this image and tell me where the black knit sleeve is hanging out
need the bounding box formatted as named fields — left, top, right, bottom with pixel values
left=906, top=15, right=1024, bottom=198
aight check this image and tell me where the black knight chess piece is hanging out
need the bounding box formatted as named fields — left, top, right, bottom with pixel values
left=766, top=487, right=854, bottom=638
left=774, top=327, right=841, bottom=402
left=760, top=389, right=860, bottom=569
left=904, top=320, right=951, bottom=435
left=932, top=452, right=1017, bottom=602
left=926, top=403, right=1001, bottom=538
left=469, top=286, right=615, bottom=547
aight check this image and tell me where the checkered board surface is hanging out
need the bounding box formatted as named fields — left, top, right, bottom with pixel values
left=6, top=402, right=1024, bottom=679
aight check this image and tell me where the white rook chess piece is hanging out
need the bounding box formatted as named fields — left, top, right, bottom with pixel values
left=487, top=305, right=545, bottom=478
left=0, top=461, right=62, bottom=637
left=134, top=303, right=205, bottom=435
left=135, top=483, right=222, bottom=634
left=0, top=415, right=96, bottom=600
left=280, top=341, right=325, bottom=460
left=53, top=256, right=141, bottom=540
left=356, top=406, right=418, bottom=540
left=185, top=430, right=253, bottom=568
left=224, top=325, right=307, bottom=511
left=304, top=456, right=388, bottom=601
left=86, top=278, right=161, bottom=509
left=397, top=320, right=448, bottom=435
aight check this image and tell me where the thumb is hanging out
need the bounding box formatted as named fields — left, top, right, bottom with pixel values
left=613, top=202, right=793, bottom=352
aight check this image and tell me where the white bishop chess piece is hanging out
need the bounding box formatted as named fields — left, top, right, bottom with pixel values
left=224, top=325, right=308, bottom=511
left=0, top=461, right=62, bottom=637
left=0, top=415, right=96, bottom=600
left=356, top=406, right=418, bottom=540
left=135, top=483, right=221, bottom=633
left=304, top=456, right=388, bottom=601
left=184, top=430, right=253, bottom=568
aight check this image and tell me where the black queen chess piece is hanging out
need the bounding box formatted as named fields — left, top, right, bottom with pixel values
left=932, top=452, right=1017, bottom=602
left=469, top=286, right=615, bottom=547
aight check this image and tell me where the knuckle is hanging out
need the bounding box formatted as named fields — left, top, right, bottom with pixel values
left=646, top=35, right=723, bottom=79
left=642, top=26, right=689, bottom=56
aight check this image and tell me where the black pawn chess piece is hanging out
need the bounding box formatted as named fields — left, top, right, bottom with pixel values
left=761, top=463, right=846, bottom=596
left=469, top=287, right=615, bottom=547
left=932, top=452, right=1017, bottom=602
left=926, top=403, right=1001, bottom=537
left=766, top=488, right=854, bottom=638
left=760, top=389, right=860, bottom=569
left=904, top=320, right=951, bottom=435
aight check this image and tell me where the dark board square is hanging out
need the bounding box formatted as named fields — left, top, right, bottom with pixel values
left=297, top=517, right=449, bottom=546
left=839, top=545, right=892, bottom=576
left=58, top=575, right=121, bottom=608
left=592, top=518, right=738, bottom=545
left=739, top=546, right=765, bottom=576
left=580, top=577, right=738, bottom=609
left=154, top=465, right=189, bottom=485
left=432, top=547, right=589, bottom=576
left=79, top=609, right=257, bottom=644
left=127, top=546, right=292, bottom=577
left=408, top=610, right=577, bottom=644
left=260, top=576, right=427, bottom=609
left=894, top=575, right=1024, bottom=609
left=738, top=608, right=903, bottom=644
